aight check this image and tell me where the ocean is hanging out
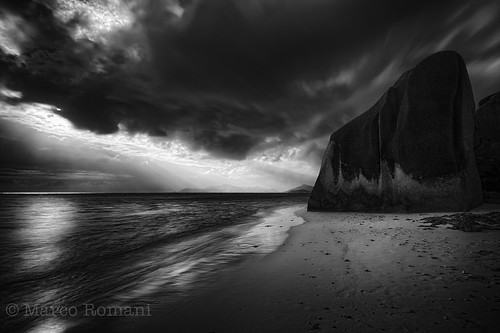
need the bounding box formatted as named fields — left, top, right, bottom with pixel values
left=0, top=193, right=308, bottom=333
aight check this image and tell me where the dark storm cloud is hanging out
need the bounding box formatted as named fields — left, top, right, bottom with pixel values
left=1, top=0, right=499, bottom=160
left=149, top=0, right=445, bottom=95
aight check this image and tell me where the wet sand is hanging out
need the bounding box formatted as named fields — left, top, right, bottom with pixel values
left=86, top=205, right=500, bottom=333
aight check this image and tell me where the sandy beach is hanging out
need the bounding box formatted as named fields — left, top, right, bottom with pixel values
left=71, top=204, right=500, bottom=333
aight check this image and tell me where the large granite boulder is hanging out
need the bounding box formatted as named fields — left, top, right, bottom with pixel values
left=308, top=51, right=483, bottom=212
left=475, top=92, right=500, bottom=194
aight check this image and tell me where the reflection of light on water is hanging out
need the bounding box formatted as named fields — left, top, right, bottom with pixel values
left=26, top=318, right=67, bottom=333
left=30, top=288, right=60, bottom=305
left=16, top=197, right=75, bottom=272
left=236, top=207, right=305, bottom=254
left=127, top=204, right=184, bottom=216
left=23, top=290, right=71, bottom=333
left=15, top=197, right=76, bottom=333
left=118, top=207, right=305, bottom=303
left=123, top=259, right=202, bottom=301
left=118, top=234, right=215, bottom=301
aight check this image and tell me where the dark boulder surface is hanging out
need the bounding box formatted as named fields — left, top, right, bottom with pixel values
left=308, top=51, right=483, bottom=212
left=475, top=92, right=500, bottom=195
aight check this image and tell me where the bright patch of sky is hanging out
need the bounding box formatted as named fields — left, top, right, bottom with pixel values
left=0, top=102, right=317, bottom=191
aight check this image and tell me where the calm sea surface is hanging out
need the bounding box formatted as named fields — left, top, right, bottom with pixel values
left=0, top=193, right=308, bottom=333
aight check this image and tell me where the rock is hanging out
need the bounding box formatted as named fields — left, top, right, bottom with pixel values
left=475, top=92, right=500, bottom=194
left=308, top=51, right=482, bottom=212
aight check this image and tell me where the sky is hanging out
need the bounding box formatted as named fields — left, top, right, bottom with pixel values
left=0, top=0, right=499, bottom=192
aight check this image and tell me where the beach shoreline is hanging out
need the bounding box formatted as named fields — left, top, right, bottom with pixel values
left=69, top=204, right=500, bottom=333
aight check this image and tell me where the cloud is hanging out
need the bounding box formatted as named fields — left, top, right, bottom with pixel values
left=1, top=0, right=499, bottom=162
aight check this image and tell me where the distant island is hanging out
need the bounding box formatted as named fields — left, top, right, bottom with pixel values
left=286, top=184, right=314, bottom=193
left=179, top=184, right=278, bottom=193
left=178, top=184, right=313, bottom=193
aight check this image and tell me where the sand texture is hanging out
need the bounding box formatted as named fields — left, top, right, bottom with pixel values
left=79, top=205, right=500, bottom=333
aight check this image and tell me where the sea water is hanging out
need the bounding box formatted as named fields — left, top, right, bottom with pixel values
left=0, top=193, right=308, bottom=332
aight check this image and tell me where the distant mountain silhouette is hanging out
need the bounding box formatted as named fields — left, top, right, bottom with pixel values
left=179, top=184, right=278, bottom=193
left=286, top=184, right=313, bottom=193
